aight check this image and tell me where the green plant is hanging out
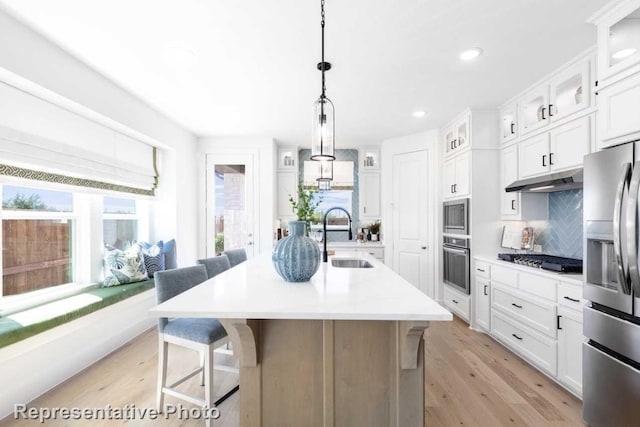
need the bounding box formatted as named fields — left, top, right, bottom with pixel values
left=2, top=193, right=48, bottom=210
left=215, top=233, right=224, bottom=254
left=369, top=220, right=381, bottom=235
left=288, top=181, right=323, bottom=235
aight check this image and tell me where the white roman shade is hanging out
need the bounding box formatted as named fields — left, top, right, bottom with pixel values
left=304, top=160, right=354, bottom=189
left=0, top=81, right=157, bottom=195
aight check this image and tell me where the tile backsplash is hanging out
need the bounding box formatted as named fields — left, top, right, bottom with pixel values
left=533, top=189, right=583, bottom=259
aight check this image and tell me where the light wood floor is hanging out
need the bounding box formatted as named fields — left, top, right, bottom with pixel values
left=0, top=316, right=584, bottom=426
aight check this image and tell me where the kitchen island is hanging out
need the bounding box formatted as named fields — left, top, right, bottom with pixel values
left=150, top=253, right=451, bottom=427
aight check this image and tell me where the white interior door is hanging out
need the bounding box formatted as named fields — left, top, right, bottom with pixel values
left=206, top=154, right=256, bottom=258
left=393, top=150, right=430, bottom=295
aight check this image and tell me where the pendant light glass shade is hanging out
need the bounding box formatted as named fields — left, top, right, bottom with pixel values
left=316, top=159, right=332, bottom=189
left=311, top=96, right=335, bottom=161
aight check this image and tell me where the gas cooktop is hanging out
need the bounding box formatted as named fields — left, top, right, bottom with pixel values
left=498, top=253, right=583, bottom=273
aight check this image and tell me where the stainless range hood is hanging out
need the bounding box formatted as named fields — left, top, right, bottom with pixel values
left=505, top=168, right=583, bottom=193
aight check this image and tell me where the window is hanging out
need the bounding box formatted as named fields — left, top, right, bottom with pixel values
left=312, top=190, right=353, bottom=223
left=103, top=196, right=139, bottom=249
left=1, top=185, right=75, bottom=297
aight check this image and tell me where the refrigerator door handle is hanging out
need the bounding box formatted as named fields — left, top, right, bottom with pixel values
left=627, top=162, right=640, bottom=294
left=614, top=162, right=632, bottom=295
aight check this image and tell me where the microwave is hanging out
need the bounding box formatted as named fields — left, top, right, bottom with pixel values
left=443, top=199, right=469, bottom=235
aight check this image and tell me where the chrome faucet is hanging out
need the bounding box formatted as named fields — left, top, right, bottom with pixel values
left=322, top=207, right=353, bottom=262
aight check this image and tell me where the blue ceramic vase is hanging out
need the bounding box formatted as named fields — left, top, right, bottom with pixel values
left=272, top=220, right=320, bottom=282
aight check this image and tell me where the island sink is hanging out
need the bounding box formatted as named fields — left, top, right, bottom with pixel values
left=331, top=258, right=373, bottom=268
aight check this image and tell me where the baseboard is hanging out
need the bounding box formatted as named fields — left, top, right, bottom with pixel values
left=0, top=289, right=156, bottom=419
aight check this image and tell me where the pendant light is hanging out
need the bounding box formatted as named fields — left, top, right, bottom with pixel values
left=310, top=0, right=335, bottom=162
left=316, top=159, right=333, bottom=190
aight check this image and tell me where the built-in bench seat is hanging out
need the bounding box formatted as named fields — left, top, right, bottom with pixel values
left=0, top=279, right=155, bottom=349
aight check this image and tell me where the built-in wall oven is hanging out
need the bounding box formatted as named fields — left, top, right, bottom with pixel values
left=443, top=199, right=469, bottom=235
left=443, top=236, right=470, bottom=294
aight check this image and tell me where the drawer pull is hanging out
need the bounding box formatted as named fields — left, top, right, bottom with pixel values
left=512, top=333, right=523, bottom=341
left=563, top=296, right=580, bottom=303
left=477, top=268, right=486, bottom=272
left=511, top=303, right=523, bottom=309
left=452, top=299, right=459, bottom=304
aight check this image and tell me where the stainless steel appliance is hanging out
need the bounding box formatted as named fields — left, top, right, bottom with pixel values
left=497, top=253, right=583, bottom=273
left=443, top=199, right=469, bottom=235
left=443, top=236, right=469, bottom=294
left=583, top=141, right=640, bottom=427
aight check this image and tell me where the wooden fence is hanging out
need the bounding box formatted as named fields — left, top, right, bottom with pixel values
left=2, top=220, right=72, bottom=296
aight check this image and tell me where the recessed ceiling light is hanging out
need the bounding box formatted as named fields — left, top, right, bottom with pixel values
left=612, top=48, right=637, bottom=59
left=459, top=47, right=483, bottom=61
left=413, top=111, right=427, bottom=118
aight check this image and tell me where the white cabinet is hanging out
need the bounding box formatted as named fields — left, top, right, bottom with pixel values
left=276, top=171, right=298, bottom=219
left=520, top=59, right=591, bottom=137
left=442, top=152, right=470, bottom=199
left=557, top=306, right=584, bottom=397
left=518, top=116, right=590, bottom=179
left=474, top=261, right=491, bottom=331
left=590, top=0, right=640, bottom=83
left=443, top=284, right=470, bottom=322
left=359, top=172, right=381, bottom=219
left=444, top=113, right=471, bottom=157
left=500, top=102, right=518, bottom=144
left=597, top=71, right=640, bottom=147
left=359, top=146, right=380, bottom=171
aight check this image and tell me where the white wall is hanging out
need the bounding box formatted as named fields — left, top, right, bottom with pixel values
left=0, top=9, right=198, bottom=417
left=381, top=130, right=441, bottom=299
left=197, top=137, right=275, bottom=258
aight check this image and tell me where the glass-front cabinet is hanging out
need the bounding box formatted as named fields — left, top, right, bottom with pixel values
left=520, top=85, right=549, bottom=135
left=549, top=60, right=591, bottom=121
left=444, top=113, right=471, bottom=158
left=500, top=102, right=518, bottom=144
left=592, top=2, right=640, bottom=82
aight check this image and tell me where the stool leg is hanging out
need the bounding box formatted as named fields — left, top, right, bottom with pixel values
left=204, top=346, right=215, bottom=427
left=156, top=338, right=168, bottom=412
left=200, top=350, right=205, bottom=386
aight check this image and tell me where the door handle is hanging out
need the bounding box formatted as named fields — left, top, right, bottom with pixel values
left=563, top=296, right=580, bottom=303
left=450, top=185, right=454, bottom=194
left=510, top=122, right=515, bottom=134
left=364, top=206, right=367, bottom=214
left=511, top=199, right=516, bottom=211
left=557, top=315, right=562, bottom=330
left=453, top=184, right=457, bottom=193
left=549, top=152, right=554, bottom=166
left=541, top=106, right=546, bottom=120
left=450, top=140, right=454, bottom=150
left=614, top=163, right=632, bottom=295
left=452, top=299, right=459, bottom=304
left=548, top=104, right=554, bottom=117
left=421, top=246, right=427, bottom=250
left=511, top=303, right=523, bottom=309
left=512, top=333, right=523, bottom=341
left=542, top=154, right=547, bottom=167
left=453, top=138, right=458, bottom=148
left=626, top=162, right=640, bottom=295
left=483, top=285, right=488, bottom=296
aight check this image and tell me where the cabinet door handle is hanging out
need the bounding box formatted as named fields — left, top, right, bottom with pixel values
left=450, top=184, right=454, bottom=194
left=452, top=299, right=459, bottom=304
left=511, top=199, right=516, bottom=210
left=512, top=333, right=523, bottom=341
left=450, top=140, right=454, bottom=150
left=542, top=154, right=547, bottom=167
left=549, top=152, right=554, bottom=166
left=541, top=106, right=547, bottom=120
left=363, top=206, right=367, bottom=214
left=453, top=138, right=458, bottom=148
left=511, top=303, right=523, bottom=309
left=453, top=184, right=457, bottom=193
left=548, top=104, right=554, bottom=117
left=563, top=296, right=580, bottom=303
left=557, top=315, right=563, bottom=330
left=510, top=122, right=515, bottom=134
left=483, top=285, right=488, bottom=296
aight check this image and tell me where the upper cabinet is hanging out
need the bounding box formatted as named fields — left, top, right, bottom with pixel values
left=442, top=151, right=470, bottom=200
left=500, top=102, right=518, bottom=144
left=359, top=146, right=380, bottom=171
left=590, top=0, right=640, bottom=84
left=590, top=0, right=640, bottom=148
left=444, top=113, right=471, bottom=158
left=520, top=59, right=591, bottom=136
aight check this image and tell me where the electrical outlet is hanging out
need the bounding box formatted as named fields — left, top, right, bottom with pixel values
left=533, top=244, right=542, bottom=252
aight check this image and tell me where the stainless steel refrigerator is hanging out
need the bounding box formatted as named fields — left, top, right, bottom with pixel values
left=583, top=141, right=640, bottom=427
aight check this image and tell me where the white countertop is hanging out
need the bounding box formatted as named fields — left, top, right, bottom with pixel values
left=150, top=253, right=451, bottom=321
left=474, top=255, right=584, bottom=285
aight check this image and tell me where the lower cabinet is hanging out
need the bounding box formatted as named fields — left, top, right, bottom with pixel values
left=475, top=277, right=491, bottom=331
left=443, top=284, right=470, bottom=322
left=557, top=306, right=584, bottom=396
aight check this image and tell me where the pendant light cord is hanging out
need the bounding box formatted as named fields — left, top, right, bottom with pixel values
left=321, top=0, right=326, bottom=98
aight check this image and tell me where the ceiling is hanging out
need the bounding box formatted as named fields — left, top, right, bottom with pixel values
left=0, top=0, right=609, bottom=147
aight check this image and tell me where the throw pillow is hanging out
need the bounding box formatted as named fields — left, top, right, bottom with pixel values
left=139, top=241, right=165, bottom=277
left=103, top=245, right=148, bottom=287
left=164, top=239, right=177, bottom=270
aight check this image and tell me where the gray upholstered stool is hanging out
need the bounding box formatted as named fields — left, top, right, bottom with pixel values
left=196, top=254, right=231, bottom=279
left=155, top=265, right=237, bottom=426
left=221, top=248, right=247, bottom=267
